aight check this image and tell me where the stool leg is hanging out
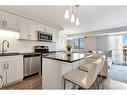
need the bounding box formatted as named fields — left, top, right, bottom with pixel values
left=64, top=79, right=66, bottom=89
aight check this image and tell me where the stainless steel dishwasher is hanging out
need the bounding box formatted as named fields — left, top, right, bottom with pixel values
left=23, top=53, right=41, bottom=77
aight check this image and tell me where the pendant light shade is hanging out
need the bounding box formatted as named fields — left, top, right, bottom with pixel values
left=64, top=5, right=80, bottom=26
left=70, top=13, right=75, bottom=23
left=75, top=17, right=80, bottom=26
left=75, top=5, right=80, bottom=26
left=64, top=7, right=69, bottom=19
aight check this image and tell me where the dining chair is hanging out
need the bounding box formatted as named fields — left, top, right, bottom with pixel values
left=63, top=58, right=103, bottom=89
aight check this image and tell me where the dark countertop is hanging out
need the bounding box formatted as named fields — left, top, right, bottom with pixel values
left=0, top=52, right=22, bottom=56
left=0, top=51, right=64, bottom=57
left=43, top=52, right=85, bottom=63
left=20, top=52, right=41, bottom=57
left=0, top=52, right=41, bottom=57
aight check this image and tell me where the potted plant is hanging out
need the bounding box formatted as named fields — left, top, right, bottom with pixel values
left=66, top=44, right=72, bottom=56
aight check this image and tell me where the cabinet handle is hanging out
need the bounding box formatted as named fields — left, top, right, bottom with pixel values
left=18, top=29, right=20, bottom=32
left=0, top=75, right=4, bottom=88
left=3, top=21, right=5, bottom=25
left=3, top=64, right=6, bottom=70
left=4, top=21, right=7, bottom=25
left=1, top=21, right=4, bottom=25
left=7, top=64, right=9, bottom=69
left=3, top=21, right=7, bottom=26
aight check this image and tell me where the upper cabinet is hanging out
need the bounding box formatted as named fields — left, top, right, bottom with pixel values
left=19, top=17, right=38, bottom=40
left=19, top=17, right=29, bottom=40
left=0, top=10, right=19, bottom=31
left=0, top=10, right=5, bottom=27
left=28, top=20, right=38, bottom=40
left=5, top=12, right=19, bottom=30
left=0, top=9, right=59, bottom=42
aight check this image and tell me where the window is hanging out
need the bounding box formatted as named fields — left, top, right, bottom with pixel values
left=73, top=37, right=85, bottom=49
left=123, top=36, right=127, bottom=46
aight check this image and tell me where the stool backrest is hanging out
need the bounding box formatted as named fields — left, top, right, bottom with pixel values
left=99, top=55, right=106, bottom=72
left=85, top=58, right=102, bottom=88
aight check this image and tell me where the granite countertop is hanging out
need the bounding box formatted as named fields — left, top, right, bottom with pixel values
left=20, top=52, right=41, bottom=57
left=0, top=52, right=22, bottom=56
left=44, top=52, right=85, bottom=63
left=0, top=52, right=41, bottom=57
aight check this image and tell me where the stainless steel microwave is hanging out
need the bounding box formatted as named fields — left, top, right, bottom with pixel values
left=38, top=31, right=52, bottom=42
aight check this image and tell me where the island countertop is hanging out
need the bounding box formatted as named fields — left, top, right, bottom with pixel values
left=43, top=52, right=85, bottom=63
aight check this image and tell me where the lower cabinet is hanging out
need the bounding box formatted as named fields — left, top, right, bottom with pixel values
left=0, top=63, right=6, bottom=86
left=0, top=55, right=23, bottom=87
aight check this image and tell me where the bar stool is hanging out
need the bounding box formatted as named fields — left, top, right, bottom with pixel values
left=0, top=75, right=3, bottom=88
left=79, top=55, right=106, bottom=89
left=63, top=58, right=103, bottom=89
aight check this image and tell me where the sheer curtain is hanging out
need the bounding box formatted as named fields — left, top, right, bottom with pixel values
left=107, top=35, right=123, bottom=64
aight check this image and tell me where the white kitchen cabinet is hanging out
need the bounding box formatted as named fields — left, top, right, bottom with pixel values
left=0, top=63, right=6, bottom=86
left=28, top=20, right=38, bottom=40
left=0, top=55, right=23, bottom=87
left=5, top=12, right=19, bottom=30
left=6, top=59, right=23, bottom=84
left=37, top=23, right=45, bottom=31
left=52, top=31, right=58, bottom=43
left=45, top=26, right=58, bottom=43
left=19, top=17, right=39, bottom=40
left=0, top=10, right=5, bottom=27
left=0, top=10, right=19, bottom=31
left=19, top=17, right=29, bottom=39
left=42, top=58, right=81, bottom=89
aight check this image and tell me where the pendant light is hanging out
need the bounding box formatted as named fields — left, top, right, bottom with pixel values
left=75, top=5, right=80, bottom=26
left=70, top=6, right=75, bottom=23
left=64, top=5, right=80, bottom=26
left=64, top=6, right=70, bottom=19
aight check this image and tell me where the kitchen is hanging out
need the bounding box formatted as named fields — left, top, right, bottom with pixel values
left=0, top=6, right=67, bottom=89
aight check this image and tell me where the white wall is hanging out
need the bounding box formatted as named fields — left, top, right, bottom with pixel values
left=85, top=36, right=96, bottom=51
left=0, top=30, right=57, bottom=53
left=96, top=35, right=108, bottom=51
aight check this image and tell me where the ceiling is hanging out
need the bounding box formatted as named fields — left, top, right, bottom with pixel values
left=4, top=6, right=127, bottom=35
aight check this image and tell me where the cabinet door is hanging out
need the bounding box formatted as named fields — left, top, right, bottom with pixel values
left=5, top=12, right=19, bottom=30
left=19, top=17, right=28, bottom=39
left=37, top=23, right=45, bottom=31
left=28, top=20, right=38, bottom=40
left=0, top=10, right=5, bottom=27
left=6, top=60, right=23, bottom=84
left=0, top=63, right=6, bottom=86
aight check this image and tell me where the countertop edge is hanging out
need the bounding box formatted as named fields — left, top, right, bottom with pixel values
left=43, top=56, right=84, bottom=63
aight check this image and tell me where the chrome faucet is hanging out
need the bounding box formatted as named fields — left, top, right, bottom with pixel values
left=1, top=40, right=9, bottom=53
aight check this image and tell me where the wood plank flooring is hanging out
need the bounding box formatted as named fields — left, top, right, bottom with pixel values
left=1, top=74, right=127, bottom=90
left=2, top=74, right=42, bottom=90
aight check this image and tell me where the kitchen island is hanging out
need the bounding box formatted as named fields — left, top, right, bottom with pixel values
left=42, top=52, right=85, bottom=89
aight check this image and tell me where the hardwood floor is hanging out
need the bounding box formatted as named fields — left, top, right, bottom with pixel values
left=1, top=74, right=127, bottom=90
left=2, top=74, right=42, bottom=90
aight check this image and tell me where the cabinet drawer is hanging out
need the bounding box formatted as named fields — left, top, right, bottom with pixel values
left=0, top=55, right=23, bottom=63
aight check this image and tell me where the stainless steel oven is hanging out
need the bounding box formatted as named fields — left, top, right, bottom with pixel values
left=38, top=31, right=52, bottom=42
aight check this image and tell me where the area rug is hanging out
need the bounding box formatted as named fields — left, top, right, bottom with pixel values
left=109, top=64, right=127, bottom=84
